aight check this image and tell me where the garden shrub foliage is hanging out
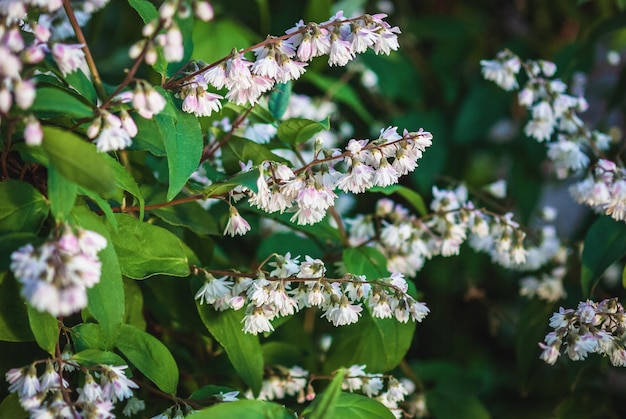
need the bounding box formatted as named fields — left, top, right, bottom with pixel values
left=1, top=0, right=626, bottom=418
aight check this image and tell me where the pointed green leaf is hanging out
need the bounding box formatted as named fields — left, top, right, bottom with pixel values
left=115, top=324, right=179, bottom=394
left=0, top=274, right=34, bottom=342
left=73, top=348, right=128, bottom=367
left=64, top=69, right=98, bottom=104
left=277, top=117, right=330, bottom=146
left=107, top=213, right=189, bottom=279
left=581, top=216, right=626, bottom=297
left=155, top=103, right=203, bottom=201
left=188, top=400, right=292, bottom=419
left=31, top=87, right=94, bottom=118
left=128, top=0, right=158, bottom=23
left=324, top=393, right=395, bottom=419
left=48, top=165, right=77, bottom=221
left=269, top=82, right=292, bottom=120
left=70, top=206, right=125, bottom=346
left=71, top=323, right=109, bottom=352
left=0, top=394, right=27, bottom=419
left=26, top=306, right=58, bottom=355
left=42, top=127, right=115, bottom=196
left=0, top=180, right=48, bottom=234
left=103, top=153, right=145, bottom=220
left=221, top=136, right=289, bottom=174
left=305, top=368, right=345, bottom=419
left=197, top=304, right=264, bottom=395
left=343, top=247, right=390, bottom=279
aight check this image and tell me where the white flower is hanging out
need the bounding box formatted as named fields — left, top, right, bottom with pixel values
left=100, top=365, right=139, bottom=402
left=224, top=207, right=251, bottom=236
left=52, top=43, right=86, bottom=75
left=195, top=274, right=233, bottom=305
left=321, top=298, right=363, bottom=326
left=242, top=305, right=275, bottom=335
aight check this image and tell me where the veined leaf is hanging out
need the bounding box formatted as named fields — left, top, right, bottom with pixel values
left=0, top=180, right=48, bottom=234
left=277, top=117, right=330, bottom=146
left=31, top=87, right=94, bottom=118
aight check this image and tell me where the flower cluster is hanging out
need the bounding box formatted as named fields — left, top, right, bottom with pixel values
left=194, top=253, right=429, bottom=335
left=235, top=127, right=432, bottom=229
left=10, top=225, right=107, bottom=317
left=481, top=50, right=626, bottom=223
left=170, top=11, right=400, bottom=111
left=346, top=186, right=563, bottom=279
left=539, top=299, right=626, bottom=367
left=5, top=360, right=141, bottom=418
left=130, top=1, right=214, bottom=67
left=248, top=364, right=413, bottom=419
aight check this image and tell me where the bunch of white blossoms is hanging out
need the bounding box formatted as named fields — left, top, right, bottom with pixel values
left=171, top=10, right=401, bottom=111
left=539, top=299, right=626, bottom=367
left=228, top=127, right=432, bottom=230
left=346, top=186, right=562, bottom=279
left=481, top=50, right=626, bottom=223
left=249, top=364, right=412, bottom=419
left=10, top=225, right=107, bottom=317
left=194, top=253, right=429, bottom=335
left=5, top=360, right=141, bottom=418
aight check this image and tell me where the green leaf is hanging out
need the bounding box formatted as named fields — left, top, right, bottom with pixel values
left=453, top=85, right=508, bottom=145
left=0, top=274, right=34, bottom=342
left=325, top=310, right=415, bottom=372
left=107, top=214, right=190, bottom=279
left=155, top=103, right=203, bottom=201
left=31, top=87, right=94, bottom=118
left=26, top=306, right=58, bottom=355
left=115, top=324, right=179, bottom=394
left=128, top=0, right=158, bottom=23
left=70, top=206, right=124, bottom=345
left=71, top=323, right=109, bottom=351
left=277, top=117, right=330, bottom=146
left=268, top=82, right=292, bottom=120
left=42, top=127, right=115, bottom=197
left=189, top=384, right=241, bottom=404
left=103, top=153, right=145, bottom=220
left=370, top=185, right=428, bottom=216
left=305, top=368, right=345, bottom=419
left=0, top=180, right=48, bottom=234
left=580, top=216, right=626, bottom=297
left=221, top=136, right=289, bottom=174
left=0, top=233, right=39, bottom=272
left=123, top=278, right=146, bottom=330
left=191, top=18, right=255, bottom=65
left=79, top=188, right=118, bottom=231
left=323, top=393, right=394, bottom=419
left=197, top=304, right=264, bottom=395
left=188, top=400, right=293, bottom=419
left=65, top=69, right=98, bottom=104
left=201, top=168, right=261, bottom=197
left=72, top=348, right=128, bottom=367
left=425, top=389, right=490, bottom=419
left=343, top=247, right=390, bottom=279
left=305, top=0, right=332, bottom=22
left=0, top=394, right=27, bottom=419
left=48, top=165, right=77, bottom=221
left=130, top=116, right=166, bottom=156
left=303, top=72, right=373, bottom=121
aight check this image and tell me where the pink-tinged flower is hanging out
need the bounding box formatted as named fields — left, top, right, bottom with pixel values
left=24, top=116, right=42, bottom=146
left=278, top=57, right=307, bottom=83
left=14, top=79, right=36, bottom=110
left=224, top=206, right=251, bottom=236
left=336, top=160, right=374, bottom=193
left=322, top=299, right=363, bottom=326
left=194, top=1, right=214, bottom=21
left=0, top=45, right=22, bottom=79
left=132, top=85, right=166, bottom=119
left=242, top=305, right=275, bottom=335
left=348, top=25, right=378, bottom=53
left=328, top=33, right=355, bottom=67
left=52, top=43, right=86, bottom=75
left=226, top=52, right=254, bottom=89
left=100, top=365, right=139, bottom=402
left=77, top=373, right=104, bottom=403
left=371, top=24, right=401, bottom=55
left=203, top=62, right=228, bottom=89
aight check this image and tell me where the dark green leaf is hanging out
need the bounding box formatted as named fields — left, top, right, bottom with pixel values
left=304, top=369, right=345, bottom=419
left=0, top=274, right=34, bottom=342
left=201, top=168, right=261, bottom=197
left=70, top=206, right=124, bottom=346
left=277, top=117, right=330, bottom=146
left=343, top=247, right=390, bottom=279
left=325, top=310, right=415, bottom=372
left=130, top=116, right=166, bottom=156
left=188, top=400, right=293, bottom=419
left=72, top=348, right=128, bottom=367
left=425, top=388, right=490, bottom=419
left=305, top=0, right=332, bottom=22
left=0, top=394, right=27, bottom=419
left=0, top=180, right=48, bottom=234
left=47, top=165, right=77, bottom=222
left=26, top=306, right=58, bottom=355
left=269, top=82, right=292, bottom=120
left=107, top=213, right=190, bottom=279
left=79, top=188, right=118, bottom=232
left=155, top=103, right=203, bottom=201
left=197, top=304, right=264, bottom=395
left=191, top=18, right=255, bottom=65
left=65, top=69, right=98, bottom=104
left=581, top=216, right=626, bottom=297
left=128, top=0, right=158, bottom=23
left=324, top=393, right=394, bottom=419
left=71, top=323, right=109, bottom=352
left=42, top=127, right=115, bottom=197
left=189, top=384, right=241, bottom=403
left=124, top=278, right=146, bottom=330
left=103, top=153, right=145, bottom=220
left=31, top=87, right=94, bottom=118
left=115, top=324, right=179, bottom=394
left=370, top=185, right=428, bottom=216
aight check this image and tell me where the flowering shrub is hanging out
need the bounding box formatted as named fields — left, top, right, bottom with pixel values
left=1, top=0, right=626, bottom=418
